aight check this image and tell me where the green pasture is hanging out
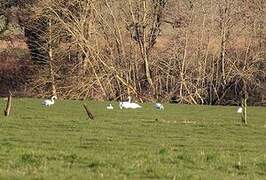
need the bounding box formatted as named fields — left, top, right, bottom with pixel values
left=0, top=98, right=265, bottom=179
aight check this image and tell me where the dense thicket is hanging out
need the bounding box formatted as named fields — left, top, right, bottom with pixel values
left=0, top=0, right=265, bottom=105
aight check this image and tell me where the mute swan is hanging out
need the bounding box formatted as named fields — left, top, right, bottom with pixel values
left=127, top=96, right=142, bottom=109
left=119, top=102, right=129, bottom=109
left=237, top=107, right=243, bottom=113
left=42, top=96, right=57, bottom=106
left=119, top=96, right=131, bottom=109
left=107, top=104, right=114, bottom=110
left=119, top=96, right=141, bottom=109
left=155, top=103, right=164, bottom=110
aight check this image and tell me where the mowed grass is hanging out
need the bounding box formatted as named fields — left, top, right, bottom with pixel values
left=0, top=98, right=265, bottom=179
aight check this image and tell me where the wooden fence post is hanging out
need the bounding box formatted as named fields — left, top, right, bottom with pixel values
left=4, top=91, right=12, bottom=116
left=241, top=94, right=248, bottom=125
left=83, top=104, right=95, bottom=120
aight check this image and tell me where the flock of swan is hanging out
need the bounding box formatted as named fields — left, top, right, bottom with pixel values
left=117, top=96, right=163, bottom=110
left=108, top=96, right=164, bottom=110
left=41, top=96, right=242, bottom=113
left=42, top=96, right=164, bottom=110
left=101, top=96, right=164, bottom=110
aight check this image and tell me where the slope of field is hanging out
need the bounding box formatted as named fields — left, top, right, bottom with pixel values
left=0, top=98, right=265, bottom=179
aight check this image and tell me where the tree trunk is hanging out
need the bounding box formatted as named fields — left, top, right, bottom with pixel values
left=48, top=49, right=57, bottom=97
left=143, top=49, right=154, bottom=92
left=48, top=19, right=57, bottom=97
left=219, top=25, right=226, bottom=86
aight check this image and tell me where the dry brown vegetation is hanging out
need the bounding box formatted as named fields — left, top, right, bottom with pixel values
left=0, top=0, right=265, bottom=105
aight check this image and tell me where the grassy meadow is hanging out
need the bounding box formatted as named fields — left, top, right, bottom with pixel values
left=0, top=98, right=265, bottom=179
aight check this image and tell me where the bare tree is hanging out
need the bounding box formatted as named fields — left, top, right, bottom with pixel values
left=22, top=0, right=265, bottom=105
left=125, top=0, right=167, bottom=95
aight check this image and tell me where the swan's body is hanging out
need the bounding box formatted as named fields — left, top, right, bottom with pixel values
left=155, top=103, right=164, bottom=110
left=119, top=102, right=142, bottom=109
left=237, top=107, right=243, bottom=113
left=42, top=96, right=57, bottom=106
left=119, top=96, right=141, bottom=109
left=107, top=104, right=114, bottom=110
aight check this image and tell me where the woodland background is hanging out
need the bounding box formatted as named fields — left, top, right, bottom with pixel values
left=0, top=0, right=265, bottom=105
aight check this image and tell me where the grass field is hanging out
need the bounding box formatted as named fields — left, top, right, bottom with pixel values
left=0, top=98, right=265, bottom=179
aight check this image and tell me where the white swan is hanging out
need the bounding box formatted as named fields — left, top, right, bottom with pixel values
left=237, top=107, right=243, bottom=113
left=155, top=103, right=164, bottom=110
left=119, top=96, right=131, bottom=109
left=119, top=96, right=141, bottom=109
left=119, top=102, right=130, bottom=109
left=107, top=104, right=114, bottom=110
left=127, top=96, right=142, bottom=109
left=42, top=96, right=57, bottom=106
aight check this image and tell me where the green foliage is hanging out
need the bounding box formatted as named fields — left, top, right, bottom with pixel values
left=0, top=98, right=265, bottom=179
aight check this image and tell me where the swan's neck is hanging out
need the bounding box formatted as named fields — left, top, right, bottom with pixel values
left=128, top=96, right=131, bottom=103
left=51, top=97, right=55, bottom=103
